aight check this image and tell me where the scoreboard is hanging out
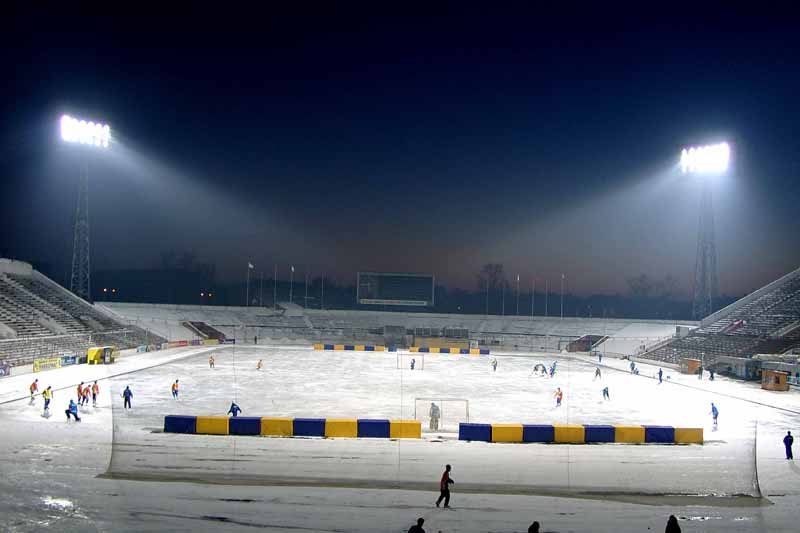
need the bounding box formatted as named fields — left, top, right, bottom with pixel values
left=357, top=272, right=435, bottom=307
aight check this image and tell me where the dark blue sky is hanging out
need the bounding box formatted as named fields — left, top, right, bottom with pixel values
left=2, top=6, right=799, bottom=296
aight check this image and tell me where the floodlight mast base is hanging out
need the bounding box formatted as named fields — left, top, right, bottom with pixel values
left=70, top=160, right=91, bottom=302
left=692, top=178, right=719, bottom=320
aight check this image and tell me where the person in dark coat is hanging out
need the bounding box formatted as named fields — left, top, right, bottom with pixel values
left=528, top=521, right=541, bottom=533
left=435, top=464, right=454, bottom=507
left=784, top=431, right=794, bottom=460
left=665, top=514, right=681, bottom=532
left=407, top=517, right=425, bottom=533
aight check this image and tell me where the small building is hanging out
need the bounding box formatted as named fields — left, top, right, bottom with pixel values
left=714, top=356, right=761, bottom=381
left=761, top=369, right=790, bottom=392
left=680, top=358, right=702, bottom=375
left=87, top=345, right=118, bottom=365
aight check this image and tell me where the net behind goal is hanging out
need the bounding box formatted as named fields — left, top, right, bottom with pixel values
left=414, top=398, right=469, bottom=433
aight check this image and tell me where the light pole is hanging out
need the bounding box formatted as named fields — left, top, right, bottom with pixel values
left=516, top=274, right=520, bottom=316
left=681, top=142, right=729, bottom=319
left=485, top=278, right=489, bottom=315
left=304, top=270, right=309, bottom=308
left=560, top=273, right=565, bottom=320
left=60, top=114, right=111, bottom=302
left=273, top=264, right=278, bottom=309
left=531, top=277, right=535, bottom=318
left=246, top=262, right=254, bottom=306
left=289, top=265, right=295, bottom=305
left=545, top=279, right=549, bottom=317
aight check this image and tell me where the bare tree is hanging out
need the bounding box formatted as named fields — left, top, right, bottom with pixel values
left=477, top=263, right=506, bottom=314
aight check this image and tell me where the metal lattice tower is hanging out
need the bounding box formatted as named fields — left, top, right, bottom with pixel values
left=70, top=161, right=91, bottom=301
left=692, top=180, right=718, bottom=320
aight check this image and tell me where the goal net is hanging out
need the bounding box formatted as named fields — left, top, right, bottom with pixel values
left=396, top=352, right=425, bottom=370
left=414, top=398, right=469, bottom=433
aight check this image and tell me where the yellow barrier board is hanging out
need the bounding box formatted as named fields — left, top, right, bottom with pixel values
left=430, top=347, right=441, bottom=353
left=374, top=346, right=385, bottom=352
left=313, top=343, right=324, bottom=350
left=261, top=417, right=294, bottom=437
left=409, top=347, right=419, bottom=352
left=196, top=416, right=229, bottom=435
left=33, top=357, right=62, bottom=373
left=554, top=425, right=585, bottom=443
left=491, top=424, right=523, bottom=443
left=390, top=420, right=422, bottom=439
left=325, top=419, right=358, bottom=438
left=614, top=425, right=645, bottom=443
left=354, top=345, right=365, bottom=352
left=202, top=339, right=220, bottom=346
left=675, top=427, right=704, bottom=444
left=469, top=348, right=480, bottom=355
left=334, top=344, right=345, bottom=351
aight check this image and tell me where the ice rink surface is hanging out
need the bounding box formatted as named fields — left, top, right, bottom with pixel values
left=1, top=345, right=799, bottom=532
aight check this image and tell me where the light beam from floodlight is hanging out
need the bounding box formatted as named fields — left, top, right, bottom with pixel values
left=60, top=114, right=111, bottom=148
left=680, top=142, right=729, bottom=174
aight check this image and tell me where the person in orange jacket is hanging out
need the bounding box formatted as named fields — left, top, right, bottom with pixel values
left=29, top=378, right=39, bottom=404
left=91, top=381, right=100, bottom=407
left=171, top=379, right=180, bottom=399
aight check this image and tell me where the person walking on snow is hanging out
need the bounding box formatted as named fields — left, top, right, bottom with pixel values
left=710, top=403, right=719, bottom=426
left=491, top=358, right=498, bottom=372
left=82, top=384, right=91, bottom=406
left=65, top=399, right=80, bottom=422
left=784, top=431, right=794, bottom=460
left=122, top=386, right=133, bottom=409
left=435, top=464, right=454, bottom=508
left=658, top=368, right=664, bottom=384
left=209, top=355, right=215, bottom=369
left=554, top=387, right=563, bottom=407
left=42, top=386, right=53, bottom=417
left=410, top=358, right=416, bottom=370
left=594, top=367, right=601, bottom=380
left=256, top=359, right=263, bottom=371
left=91, top=381, right=99, bottom=407
left=171, top=380, right=179, bottom=399
left=602, top=386, right=610, bottom=400
left=77, top=382, right=84, bottom=404
left=29, top=379, right=39, bottom=404
left=228, top=401, right=242, bottom=417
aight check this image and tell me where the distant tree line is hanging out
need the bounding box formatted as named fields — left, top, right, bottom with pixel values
left=84, top=258, right=736, bottom=321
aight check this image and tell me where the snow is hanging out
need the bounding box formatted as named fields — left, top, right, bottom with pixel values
left=2, top=344, right=799, bottom=532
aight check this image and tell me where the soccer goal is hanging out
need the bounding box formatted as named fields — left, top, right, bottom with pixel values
left=397, top=352, right=425, bottom=370
left=414, top=397, right=469, bottom=433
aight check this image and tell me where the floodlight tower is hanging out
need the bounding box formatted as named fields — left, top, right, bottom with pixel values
left=60, top=115, right=111, bottom=302
left=680, top=142, right=730, bottom=320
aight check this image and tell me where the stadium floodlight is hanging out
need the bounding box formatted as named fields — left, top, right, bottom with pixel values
left=680, top=142, right=729, bottom=174
left=60, top=114, right=111, bottom=148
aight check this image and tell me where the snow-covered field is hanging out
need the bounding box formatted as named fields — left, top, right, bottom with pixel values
left=2, top=345, right=799, bottom=532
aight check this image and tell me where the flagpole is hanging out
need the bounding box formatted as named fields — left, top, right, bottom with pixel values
left=304, top=270, right=309, bottom=308
left=560, top=273, right=565, bottom=320
left=259, top=271, right=263, bottom=307
left=321, top=274, right=324, bottom=310
left=246, top=265, right=251, bottom=307
left=273, top=264, right=277, bottom=309
left=289, top=266, right=294, bottom=305
left=545, top=279, right=549, bottom=317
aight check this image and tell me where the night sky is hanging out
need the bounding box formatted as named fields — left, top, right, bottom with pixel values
left=2, top=6, right=799, bottom=297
